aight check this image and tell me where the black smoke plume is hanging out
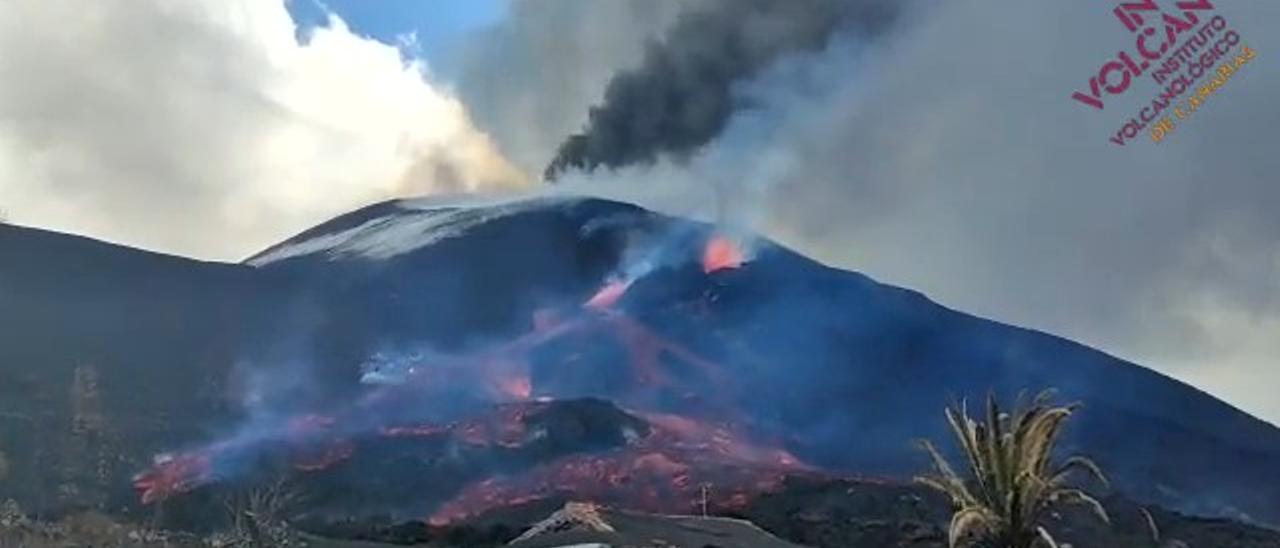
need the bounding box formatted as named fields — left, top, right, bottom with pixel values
left=543, top=0, right=903, bottom=181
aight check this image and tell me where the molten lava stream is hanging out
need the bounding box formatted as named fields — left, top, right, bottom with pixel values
left=425, top=411, right=811, bottom=527
left=584, top=278, right=632, bottom=309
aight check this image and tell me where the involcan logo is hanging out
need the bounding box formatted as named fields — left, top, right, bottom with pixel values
left=1070, top=1, right=1258, bottom=145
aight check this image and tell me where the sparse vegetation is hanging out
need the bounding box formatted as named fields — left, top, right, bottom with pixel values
left=915, top=390, right=1110, bottom=548
left=1142, top=507, right=1189, bottom=548
left=219, top=475, right=304, bottom=547
left=0, top=501, right=206, bottom=548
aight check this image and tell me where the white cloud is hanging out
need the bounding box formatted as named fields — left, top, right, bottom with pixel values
left=0, top=0, right=526, bottom=260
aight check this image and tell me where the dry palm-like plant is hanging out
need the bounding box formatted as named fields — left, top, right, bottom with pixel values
left=1141, top=507, right=1189, bottom=548
left=221, top=475, right=303, bottom=547
left=915, top=390, right=1110, bottom=548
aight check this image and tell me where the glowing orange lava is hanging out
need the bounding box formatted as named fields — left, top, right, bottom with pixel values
left=425, top=412, right=812, bottom=526
left=133, top=453, right=212, bottom=504
left=495, top=373, right=533, bottom=400
left=584, top=278, right=631, bottom=309
left=135, top=258, right=802, bottom=518
left=702, top=235, right=744, bottom=274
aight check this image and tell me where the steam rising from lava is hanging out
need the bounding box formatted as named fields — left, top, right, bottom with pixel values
left=135, top=231, right=763, bottom=520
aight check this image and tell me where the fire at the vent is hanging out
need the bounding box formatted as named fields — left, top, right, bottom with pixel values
left=702, top=234, right=745, bottom=273
left=135, top=231, right=771, bottom=523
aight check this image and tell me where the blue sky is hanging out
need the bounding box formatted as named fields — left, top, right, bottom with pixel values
left=287, top=0, right=508, bottom=74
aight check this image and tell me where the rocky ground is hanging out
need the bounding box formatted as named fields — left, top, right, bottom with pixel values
left=733, top=478, right=1280, bottom=548
left=10, top=477, right=1261, bottom=548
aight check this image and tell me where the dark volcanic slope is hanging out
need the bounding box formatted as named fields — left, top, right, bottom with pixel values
left=1, top=196, right=1279, bottom=528
left=0, top=223, right=292, bottom=508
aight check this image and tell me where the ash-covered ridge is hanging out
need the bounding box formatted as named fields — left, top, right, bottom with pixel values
left=245, top=193, right=581, bottom=266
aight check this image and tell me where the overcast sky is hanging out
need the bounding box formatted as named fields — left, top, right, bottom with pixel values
left=0, top=0, right=1277, bottom=425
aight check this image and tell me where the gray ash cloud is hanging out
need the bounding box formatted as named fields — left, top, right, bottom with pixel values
left=542, top=0, right=903, bottom=181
